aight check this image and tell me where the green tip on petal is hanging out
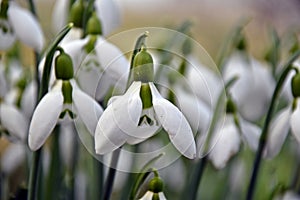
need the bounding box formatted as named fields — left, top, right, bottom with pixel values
left=55, top=49, right=74, bottom=80
left=68, top=0, right=85, bottom=28
left=62, top=81, right=73, bottom=104
left=148, top=177, right=164, bottom=193
left=132, top=48, right=154, bottom=82
left=292, top=73, right=300, bottom=98
left=86, top=12, right=102, bottom=35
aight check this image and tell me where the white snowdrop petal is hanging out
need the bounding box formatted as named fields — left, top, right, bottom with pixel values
left=291, top=101, right=300, bottom=144
left=0, top=103, right=29, bottom=142
left=1, top=143, right=25, bottom=175
left=72, top=81, right=103, bottom=135
left=51, top=0, right=69, bottom=33
left=139, top=191, right=153, bottom=200
left=62, top=38, right=87, bottom=71
left=0, top=19, right=16, bottom=50
left=240, top=118, right=261, bottom=151
left=150, top=83, right=196, bottom=159
left=159, top=192, right=167, bottom=200
left=208, top=116, right=240, bottom=169
left=265, top=107, right=291, bottom=159
left=21, top=81, right=37, bottom=118
left=8, top=3, right=44, bottom=52
left=28, top=91, right=63, bottom=151
left=95, top=82, right=142, bottom=154
left=94, top=0, right=120, bottom=36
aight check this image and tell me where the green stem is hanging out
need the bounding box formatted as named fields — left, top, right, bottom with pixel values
left=246, top=50, right=300, bottom=200
left=101, top=148, right=121, bottom=200
left=27, top=149, right=42, bottom=200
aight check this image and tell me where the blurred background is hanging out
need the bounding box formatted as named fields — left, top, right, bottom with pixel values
left=34, top=0, right=300, bottom=59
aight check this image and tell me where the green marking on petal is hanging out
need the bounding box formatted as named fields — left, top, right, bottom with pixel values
left=140, top=83, right=152, bottom=109
left=62, top=81, right=73, bottom=104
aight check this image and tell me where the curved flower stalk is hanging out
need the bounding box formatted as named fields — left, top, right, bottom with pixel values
left=28, top=49, right=103, bottom=151
left=0, top=0, right=44, bottom=52
left=223, top=52, right=275, bottom=121
left=95, top=48, right=196, bottom=159
left=52, top=0, right=120, bottom=37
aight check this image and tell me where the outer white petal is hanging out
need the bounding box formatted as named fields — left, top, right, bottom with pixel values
left=150, top=83, right=196, bottom=159
left=0, top=19, right=16, bottom=50
left=265, top=107, right=291, bottom=159
left=158, top=192, right=167, bottom=200
left=72, top=81, right=103, bottom=135
left=291, top=100, right=300, bottom=143
left=174, top=87, right=211, bottom=133
left=0, top=64, right=7, bottom=96
left=187, top=57, right=222, bottom=107
left=1, top=143, right=25, bottom=175
left=240, top=118, right=261, bottom=151
left=139, top=191, right=153, bottom=200
left=0, top=103, right=29, bottom=142
left=8, top=3, right=44, bottom=52
left=51, top=0, right=69, bottom=33
left=28, top=90, right=63, bottom=151
left=208, top=115, right=240, bottom=169
left=95, top=82, right=142, bottom=154
left=21, top=81, right=37, bottom=118
left=94, top=0, right=121, bottom=36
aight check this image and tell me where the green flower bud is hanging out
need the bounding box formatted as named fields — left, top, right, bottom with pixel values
left=292, top=73, right=300, bottom=98
left=133, top=48, right=154, bottom=83
left=55, top=50, right=74, bottom=80
left=148, top=177, right=164, bottom=193
left=226, top=98, right=236, bottom=114
left=86, top=12, right=102, bottom=35
left=140, top=83, right=152, bottom=109
left=62, top=81, right=73, bottom=104
left=68, top=0, right=84, bottom=28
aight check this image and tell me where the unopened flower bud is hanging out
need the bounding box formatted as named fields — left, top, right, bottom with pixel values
left=86, top=12, right=102, bottom=35
left=68, top=0, right=84, bottom=28
left=148, top=177, right=164, bottom=193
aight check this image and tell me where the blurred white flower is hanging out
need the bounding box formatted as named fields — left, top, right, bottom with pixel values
left=1, top=143, right=25, bottom=175
left=0, top=1, right=44, bottom=51
left=95, top=81, right=196, bottom=159
left=208, top=113, right=260, bottom=169
left=28, top=79, right=103, bottom=151
left=223, top=52, right=275, bottom=121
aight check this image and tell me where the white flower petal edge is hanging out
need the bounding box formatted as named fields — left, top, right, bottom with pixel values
left=208, top=116, right=240, bottom=169
left=8, top=3, right=44, bottom=52
left=149, top=82, right=196, bottom=159
left=71, top=81, right=103, bottom=135
left=0, top=103, right=28, bottom=142
left=265, top=107, right=291, bottom=159
left=158, top=192, right=167, bottom=200
left=0, top=19, right=16, bottom=50
left=28, top=90, right=63, bottom=151
left=95, top=82, right=142, bottom=154
left=240, top=118, right=261, bottom=151
left=51, top=0, right=69, bottom=33
left=291, top=101, right=300, bottom=144
left=139, top=191, right=153, bottom=200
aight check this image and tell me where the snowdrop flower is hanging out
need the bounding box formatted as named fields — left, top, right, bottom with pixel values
left=139, top=176, right=167, bottom=200
left=208, top=100, right=261, bottom=169
left=0, top=0, right=44, bottom=51
left=28, top=49, right=103, bottom=151
left=265, top=72, right=300, bottom=158
left=95, top=48, right=196, bottom=159
left=52, top=0, right=120, bottom=36
left=223, top=52, right=275, bottom=121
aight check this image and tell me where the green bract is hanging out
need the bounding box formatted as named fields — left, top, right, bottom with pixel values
left=133, top=48, right=154, bottom=83
left=292, top=73, right=300, bottom=98
left=148, top=177, right=164, bottom=193
left=55, top=50, right=74, bottom=80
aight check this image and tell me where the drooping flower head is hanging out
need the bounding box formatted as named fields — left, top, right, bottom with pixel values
left=139, top=176, right=167, bottom=200
left=95, top=45, right=196, bottom=159
left=29, top=48, right=103, bottom=151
